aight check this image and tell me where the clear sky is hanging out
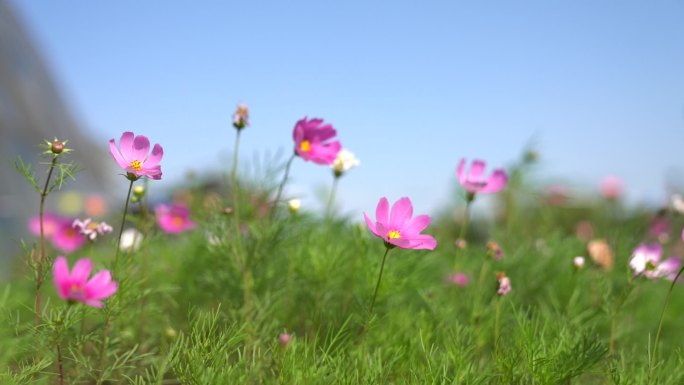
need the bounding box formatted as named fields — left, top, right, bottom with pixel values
left=11, top=0, right=684, bottom=217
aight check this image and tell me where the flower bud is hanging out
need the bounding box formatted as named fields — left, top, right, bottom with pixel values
left=165, top=326, right=178, bottom=339
left=288, top=199, right=301, bottom=214
left=232, top=103, right=249, bottom=130
left=573, top=256, right=585, bottom=269
left=51, top=139, right=65, bottom=154
left=133, top=185, right=145, bottom=198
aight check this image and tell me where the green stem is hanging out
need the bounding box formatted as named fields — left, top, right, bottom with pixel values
left=326, top=176, right=339, bottom=220
left=648, top=265, right=684, bottom=383
left=113, top=180, right=135, bottom=275
left=369, top=247, right=391, bottom=316
left=454, top=197, right=473, bottom=270
left=458, top=199, right=472, bottom=242
left=271, top=153, right=297, bottom=219
left=35, top=155, right=58, bottom=326
left=232, top=129, right=242, bottom=235
left=494, top=297, right=502, bottom=354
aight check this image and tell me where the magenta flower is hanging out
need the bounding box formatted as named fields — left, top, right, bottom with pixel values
left=363, top=197, right=437, bottom=250
left=456, top=158, right=508, bottom=195
left=53, top=256, right=117, bottom=307
left=293, top=117, right=341, bottom=165
left=52, top=220, right=86, bottom=253
left=109, top=132, right=163, bottom=180
left=156, top=203, right=196, bottom=234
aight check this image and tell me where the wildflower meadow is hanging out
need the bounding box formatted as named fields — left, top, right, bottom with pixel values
left=3, top=108, right=684, bottom=385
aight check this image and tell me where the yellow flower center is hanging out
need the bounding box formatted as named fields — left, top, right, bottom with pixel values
left=129, top=160, right=143, bottom=172
left=69, top=283, right=85, bottom=298
left=387, top=230, right=401, bottom=239
left=300, top=140, right=311, bottom=152
left=172, top=216, right=184, bottom=226
left=87, top=222, right=99, bottom=230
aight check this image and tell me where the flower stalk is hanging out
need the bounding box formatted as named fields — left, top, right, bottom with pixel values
left=35, top=155, right=59, bottom=325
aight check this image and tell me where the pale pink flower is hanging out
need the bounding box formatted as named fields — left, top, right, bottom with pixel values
left=456, top=159, right=508, bottom=196
left=496, top=272, right=512, bottom=296
left=487, top=241, right=504, bottom=260
left=446, top=272, right=470, bottom=287
left=28, top=213, right=63, bottom=238
left=109, top=131, right=163, bottom=180
left=53, top=256, right=117, bottom=307
left=293, top=117, right=341, bottom=165
left=156, top=203, right=196, bottom=234
left=52, top=220, right=86, bottom=253
left=599, top=176, right=622, bottom=200
left=72, top=218, right=113, bottom=241
left=364, top=197, right=437, bottom=250
left=629, top=243, right=681, bottom=280
left=233, top=103, right=249, bottom=129
left=279, top=333, right=292, bottom=346
left=573, top=256, right=586, bottom=269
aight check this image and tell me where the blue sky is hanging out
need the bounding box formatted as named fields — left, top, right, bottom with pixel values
left=12, top=0, right=684, bottom=216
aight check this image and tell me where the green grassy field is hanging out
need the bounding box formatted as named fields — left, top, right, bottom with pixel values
left=2, top=140, right=684, bottom=385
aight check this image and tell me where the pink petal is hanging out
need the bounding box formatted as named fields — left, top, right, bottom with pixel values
left=468, top=160, right=486, bottom=182
left=456, top=158, right=467, bottom=185
left=144, top=143, right=164, bottom=167
left=389, top=237, right=411, bottom=248
left=118, top=132, right=135, bottom=160
left=71, top=258, right=93, bottom=284
left=481, top=169, right=508, bottom=193
left=131, top=135, right=151, bottom=162
left=309, top=141, right=341, bottom=165
left=292, top=118, right=307, bottom=141
left=84, top=299, right=104, bottom=308
left=376, top=222, right=388, bottom=240
left=109, top=139, right=129, bottom=168
left=142, top=165, right=163, bottom=179
left=313, top=125, right=337, bottom=142
left=86, top=270, right=112, bottom=288
left=403, top=215, right=431, bottom=236
left=389, top=197, right=413, bottom=230
left=375, top=198, right=390, bottom=228
left=363, top=213, right=379, bottom=237
left=53, top=256, right=70, bottom=299
left=408, top=234, right=437, bottom=250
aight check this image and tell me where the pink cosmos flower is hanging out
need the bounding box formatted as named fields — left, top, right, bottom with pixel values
left=629, top=243, right=681, bottom=280
left=278, top=333, right=292, bottom=346
left=155, top=203, right=196, bottom=234
left=599, top=176, right=622, bottom=200
left=28, top=213, right=63, bottom=238
left=456, top=159, right=508, bottom=195
left=72, top=218, right=113, bottom=241
left=496, top=272, right=512, bottom=296
left=363, top=197, right=437, bottom=250
left=446, top=272, right=470, bottom=287
left=52, top=220, right=86, bottom=253
left=53, top=256, right=117, bottom=307
left=292, top=117, right=341, bottom=165
left=109, top=131, right=163, bottom=180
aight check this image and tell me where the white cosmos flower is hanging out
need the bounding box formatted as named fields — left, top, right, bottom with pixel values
left=331, top=149, right=360, bottom=176
left=120, top=228, right=143, bottom=252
